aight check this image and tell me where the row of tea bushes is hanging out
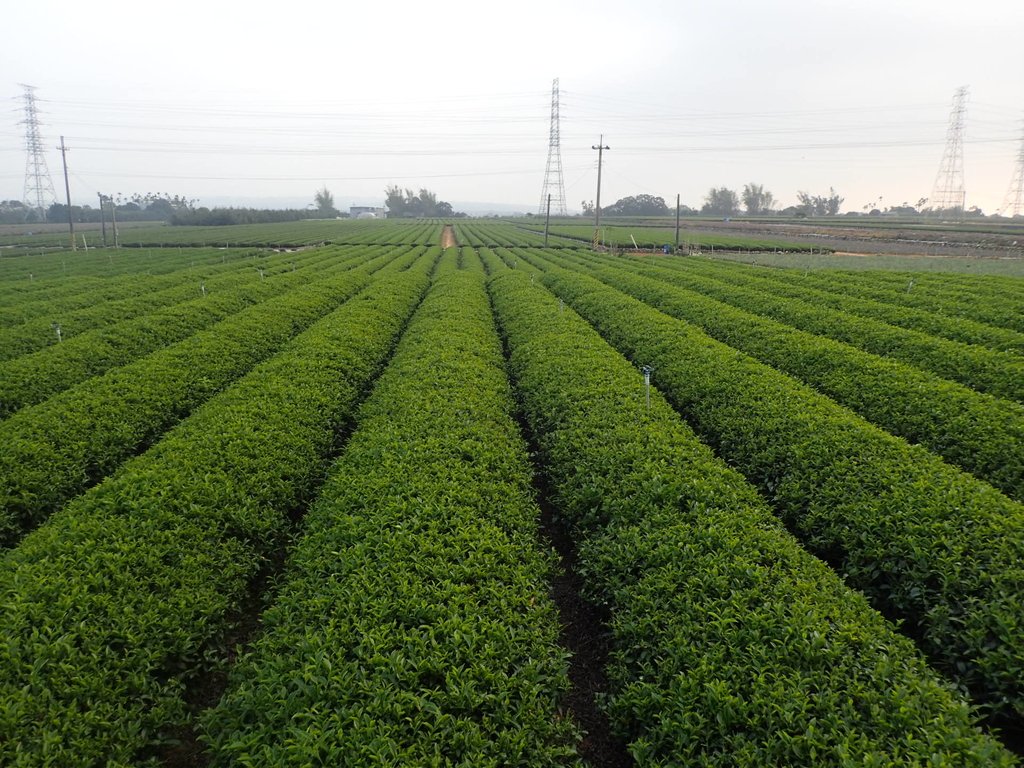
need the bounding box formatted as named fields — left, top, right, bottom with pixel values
left=483, top=262, right=1012, bottom=764
left=0, top=256, right=435, bottom=765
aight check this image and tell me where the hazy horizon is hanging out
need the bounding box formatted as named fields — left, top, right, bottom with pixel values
left=2, top=0, right=1022, bottom=216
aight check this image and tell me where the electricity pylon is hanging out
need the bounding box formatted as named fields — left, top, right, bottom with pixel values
left=539, top=78, right=568, bottom=216
left=929, top=86, right=969, bottom=217
left=19, top=84, right=57, bottom=219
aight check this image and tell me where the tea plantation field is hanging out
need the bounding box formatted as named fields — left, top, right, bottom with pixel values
left=1, top=220, right=1022, bottom=766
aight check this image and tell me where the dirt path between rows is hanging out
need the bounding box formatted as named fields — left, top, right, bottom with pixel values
left=440, top=225, right=457, bottom=249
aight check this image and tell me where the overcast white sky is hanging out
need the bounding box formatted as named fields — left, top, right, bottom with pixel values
left=1, top=0, right=1021, bottom=215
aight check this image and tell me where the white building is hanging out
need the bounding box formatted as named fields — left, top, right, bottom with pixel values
left=350, top=206, right=387, bottom=219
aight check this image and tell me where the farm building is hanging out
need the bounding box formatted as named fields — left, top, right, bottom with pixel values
left=349, top=205, right=386, bottom=219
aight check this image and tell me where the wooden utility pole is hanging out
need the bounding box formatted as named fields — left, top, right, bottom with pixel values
left=58, top=136, right=75, bottom=251
left=592, top=135, right=609, bottom=249
left=544, top=193, right=551, bottom=247
left=110, top=197, right=120, bottom=248
left=98, top=193, right=108, bottom=247
left=675, top=193, right=681, bottom=251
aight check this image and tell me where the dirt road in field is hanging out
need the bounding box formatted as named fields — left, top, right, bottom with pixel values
left=441, top=225, right=457, bottom=249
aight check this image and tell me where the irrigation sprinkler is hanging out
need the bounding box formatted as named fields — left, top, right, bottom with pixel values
left=200, top=282, right=206, bottom=297
left=51, top=322, right=62, bottom=343
left=906, top=279, right=915, bottom=293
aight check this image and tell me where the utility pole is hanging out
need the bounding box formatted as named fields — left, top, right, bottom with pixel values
left=592, top=135, right=609, bottom=249
left=98, top=193, right=108, bottom=247
left=58, top=136, right=75, bottom=252
left=110, top=196, right=120, bottom=248
left=544, top=193, right=551, bottom=247
left=675, top=193, right=681, bottom=252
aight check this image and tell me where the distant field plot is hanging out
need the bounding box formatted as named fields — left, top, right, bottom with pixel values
left=516, top=221, right=823, bottom=252
left=0, top=219, right=444, bottom=249
left=710, top=249, right=1024, bottom=276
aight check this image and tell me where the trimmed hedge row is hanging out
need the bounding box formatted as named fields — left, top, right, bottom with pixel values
left=0, top=256, right=434, bottom=766
left=538, top=265, right=1024, bottom=722
left=772, top=268, right=1024, bottom=333
left=203, top=257, right=578, bottom=765
left=573, top=262, right=1024, bottom=502
left=0, top=244, right=257, bottom=288
left=0, top=246, right=390, bottom=418
left=599, top=255, right=1024, bottom=403
left=483, top=263, right=1012, bottom=764
left=0, top=248, right=262, bottom=327
left=0, top=252, right=305, bottom=361
left=656, top=256, right=1024, bottom=354
left=798, top=269, right=1024, bottom=328
left=0, top=251, right=418, bottom=547
left=828, top=269, right=1024, bottom=308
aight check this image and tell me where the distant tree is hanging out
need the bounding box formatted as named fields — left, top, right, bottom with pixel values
left=887, top=203, right=919, bottom=215
left=383, top=186, right=454, bottom=218
left=702, top=187, right=740, bottom=217
left=741, top=183, right=775, bottom=215
left=581, top=200, right=595, bottom=215
left=313, top=186, right=338, bottom=218
left=601, top=194, right=670, bottom=216
left=384, top=185, right=406, bottom=217
left=797, top=188, right=844, bottom=216
left=172, top=206, right=317, bottom=226
left=0, top=200, right=37, bottom=224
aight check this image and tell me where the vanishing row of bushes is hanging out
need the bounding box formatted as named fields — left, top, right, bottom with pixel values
left=482, top=255, right=1012, bottom=763
left=0, top=254, right=435, bottom=764
left=533, top=263, right=1024, bottom=721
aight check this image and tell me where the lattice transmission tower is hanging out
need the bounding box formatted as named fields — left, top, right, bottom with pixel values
left=538, top=78, right=568, bottom=216
left=929, top=86, right=969, bottom=216
left=997, top=123, right=1024, bottom=218
left=19, top=84, right=57, bottom=218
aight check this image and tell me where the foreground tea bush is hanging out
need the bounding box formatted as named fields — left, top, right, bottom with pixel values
left=204, top=259, right=577, bottom=765
left=539, top=265, right=1024, bottom=722
left=0, top=258, right=432, bottom=766
left=483, top=264, right=1012, bottom=764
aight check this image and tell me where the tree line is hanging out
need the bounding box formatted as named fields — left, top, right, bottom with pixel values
left=579, top=185, right=846, bottom=219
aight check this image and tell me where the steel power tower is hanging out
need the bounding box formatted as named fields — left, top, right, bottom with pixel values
left=929, top=86, right=969, bottom=217
left=538, top=78, right=568, bottom=216
left=998, top=123, right=1024, bottom=218
left=19, top=84, right=57, bottom=219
